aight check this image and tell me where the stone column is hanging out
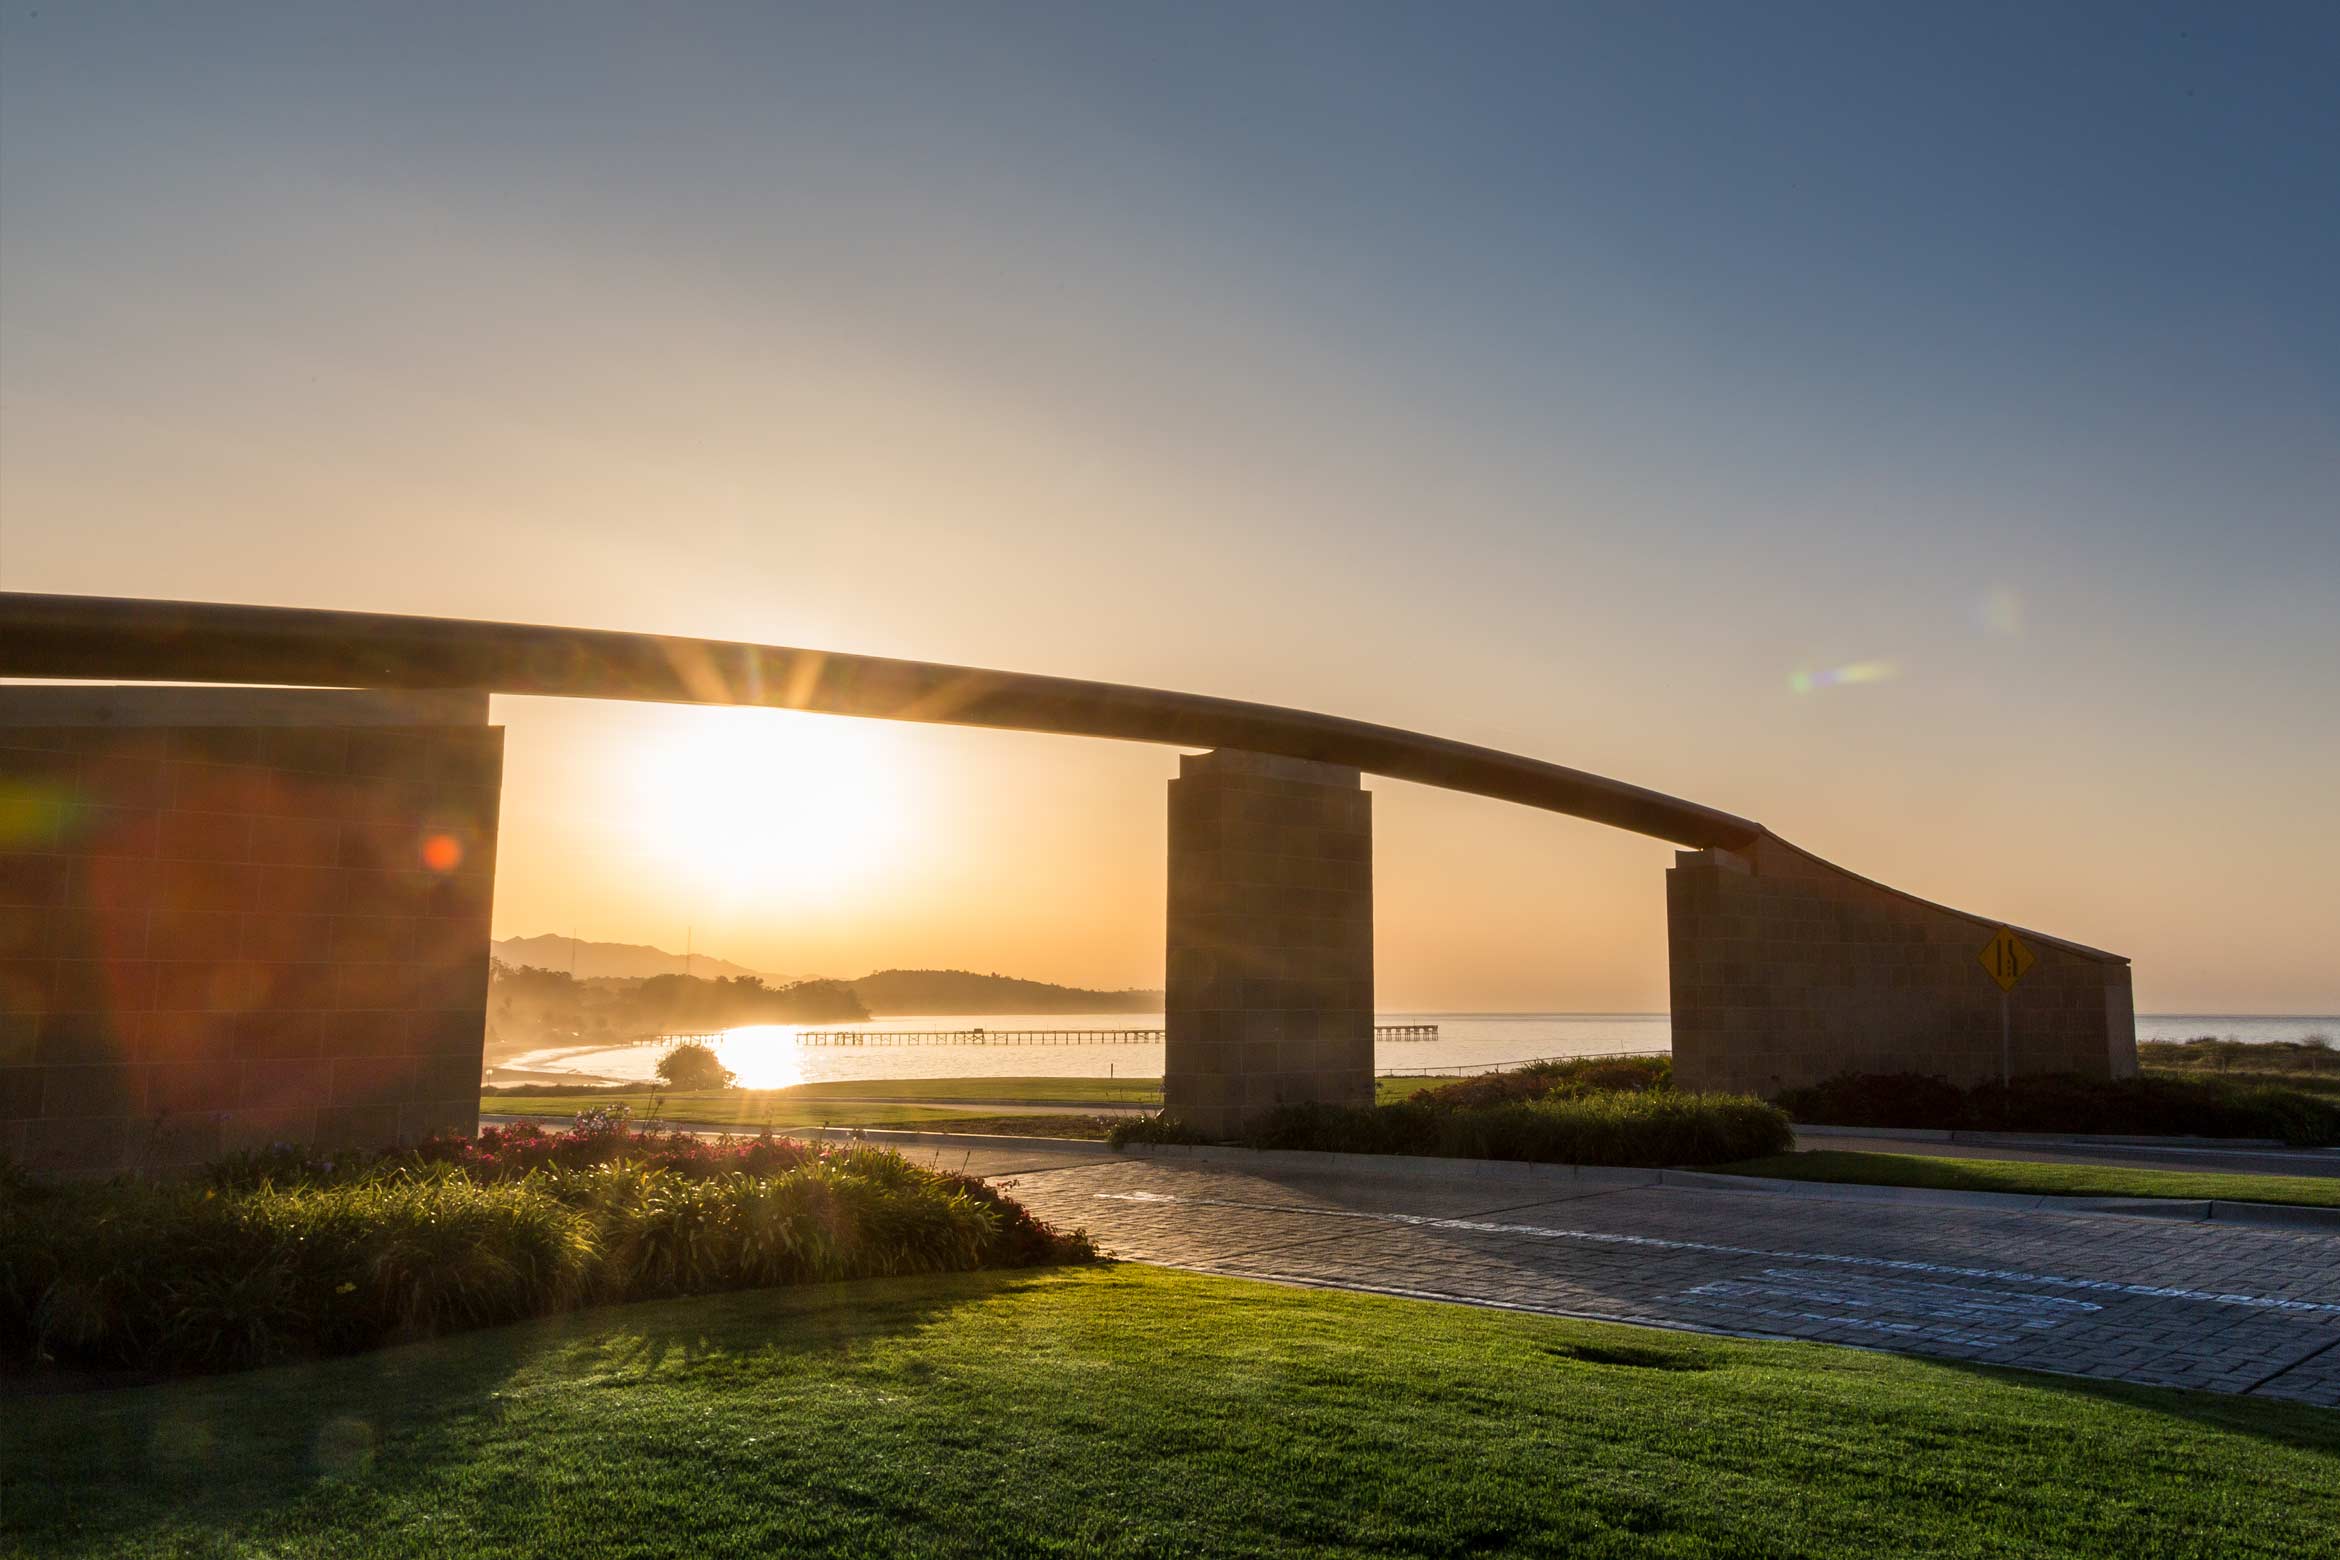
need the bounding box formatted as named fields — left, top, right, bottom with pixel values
left=1, top=686, right=501, bottom=1174
left=1165, top=750, right=1372, bottom=1136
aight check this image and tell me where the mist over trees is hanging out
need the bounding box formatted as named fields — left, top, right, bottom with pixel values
left=487, top=961, right=868, bottom=1049
left=487, top=959, right=1168, bottom=1053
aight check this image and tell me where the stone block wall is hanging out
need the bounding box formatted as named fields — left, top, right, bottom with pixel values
left=1165, top=750, right=1373, bottom=1136
left=1, top=688, right=501, bottom=1173
left=1668, top=833, right=2136, bottom=1097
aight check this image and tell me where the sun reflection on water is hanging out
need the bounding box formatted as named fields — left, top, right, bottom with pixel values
left=708, top=1025, right=806, bottom=1090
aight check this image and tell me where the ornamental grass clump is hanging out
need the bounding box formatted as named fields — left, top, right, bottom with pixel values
left=2, top=1127, right=1093, bottom=1378
left=201, top=1119, right=821, bottom=1190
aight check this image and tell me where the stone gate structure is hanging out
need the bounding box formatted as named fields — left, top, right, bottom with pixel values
left=0, top=592, right=2138, bottom=1153
left=1667, top=836, right=2135, bottom=1096
left=1, top=686, right=500, bottom=1173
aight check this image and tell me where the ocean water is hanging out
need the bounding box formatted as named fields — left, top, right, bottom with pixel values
left=501, top=1010, right=2336, bottom=1090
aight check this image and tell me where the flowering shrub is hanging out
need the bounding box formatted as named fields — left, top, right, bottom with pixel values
left=5, top=1126, right=1094, bottom=1376
left=572, top=1102, right=634, bottom=1135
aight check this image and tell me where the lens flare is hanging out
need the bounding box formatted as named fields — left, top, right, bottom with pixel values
left=0, top=780, right=82, bottom=847
left=1976, top=585, right=2024, bottom=638
left=712, top=1025, right=805, bottom=1090
left=1788, top=659, right=1900, bottom=695
left=420, top=833, right=464, bottom=872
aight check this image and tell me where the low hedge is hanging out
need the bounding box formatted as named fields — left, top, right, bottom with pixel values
left=1111, top=1059, right=1789, bottom=1167
left=1775, top=1070, right=2340, bottom=1146
left=1420, top=1054, right=1673, bottom=1110
left=1244, top=1089, right=1791, bottom=1167
left=1, top=1125, right=1092, bottom=1377
left=1105, top=1114, right=1213, bottom=1148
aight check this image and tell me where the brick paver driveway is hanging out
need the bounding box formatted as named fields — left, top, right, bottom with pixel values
left=943, top=1144, right=2340, bottom=1407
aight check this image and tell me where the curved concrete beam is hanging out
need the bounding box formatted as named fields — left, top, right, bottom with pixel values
left=0, top=592, right=1761, bottom=848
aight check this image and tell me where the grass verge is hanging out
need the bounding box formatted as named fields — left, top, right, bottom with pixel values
left=481, top=1076, right=1466, bottom=1134
left=1716, top=1149, right=2340, bottom=1209
left=9, top=1265, right=2335, bottom=1559
left=483, top=1075, right=1168, bottom=1106
left=479, top=1094, right=1133, bottom=1134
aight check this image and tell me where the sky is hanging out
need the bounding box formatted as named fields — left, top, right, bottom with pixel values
left=2, top=2, right=2334, bottom=1012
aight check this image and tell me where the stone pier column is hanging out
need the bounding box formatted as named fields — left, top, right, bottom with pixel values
left=1165, top=750, right=1373, bottom=1136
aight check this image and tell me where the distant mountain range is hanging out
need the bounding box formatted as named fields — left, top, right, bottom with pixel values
left=491, top=935, right=791, bottom=984
left=492, top=937, right=1161, bottom=1014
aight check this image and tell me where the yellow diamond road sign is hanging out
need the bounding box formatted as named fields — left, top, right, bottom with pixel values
left=1979, top=926, right=2035, bottom=992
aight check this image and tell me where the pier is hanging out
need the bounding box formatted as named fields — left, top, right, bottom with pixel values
left=647, top=1024, right=1440, bottom=1047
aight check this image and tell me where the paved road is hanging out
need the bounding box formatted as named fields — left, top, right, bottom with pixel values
left=929, top=1144, right=2340, bottom=1408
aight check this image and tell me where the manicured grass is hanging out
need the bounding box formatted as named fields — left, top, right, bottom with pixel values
left=1719, top=1149, right=2340, bottom=1209
left=775, top=1076, right=1163, bottom=1105
left=475, top=1099, right=1113, bottom=1136
left=1376, top=1074, right=1462, bottom=1103
left=10, top=1266, right=2334, bottom=1559
left=483, top=1074, right=1449, bottom=1131
left=481, top=1095, right=1122, bottom=1133
left=485, top=1076, right=1164, bottom=1104
left=865, top=1114, right=1117, bottom=1140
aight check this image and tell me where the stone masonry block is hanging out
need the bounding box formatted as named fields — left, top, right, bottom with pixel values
left=1166, top=750, right=1373, bottom=1137
left=1, top=692, right=504, bottom=1176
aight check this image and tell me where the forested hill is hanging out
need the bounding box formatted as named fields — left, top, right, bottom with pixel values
left=487, top=965, right=868, bottom=1049
left=491, top=935, right=776, bottom=983
left=849, top=969, right=1164, bottom=1016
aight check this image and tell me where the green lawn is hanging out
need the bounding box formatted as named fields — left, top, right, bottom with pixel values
left=481, top=1094, right=1124, bottom=1139
left=10, top=1266, right=2333, bottom=1558
left=1720, top=1149, right=2340, bottom=1209
left=771, top=1076, right=1165, bottom=1105
left=482, top=1074, right=1454, bottom=1128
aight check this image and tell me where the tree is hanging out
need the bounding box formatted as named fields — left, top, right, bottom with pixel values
left=656, top=1040, right=736, bottom=1091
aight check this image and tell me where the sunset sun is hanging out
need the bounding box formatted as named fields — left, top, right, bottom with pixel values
left=622, top=707, right=912, bottom=904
